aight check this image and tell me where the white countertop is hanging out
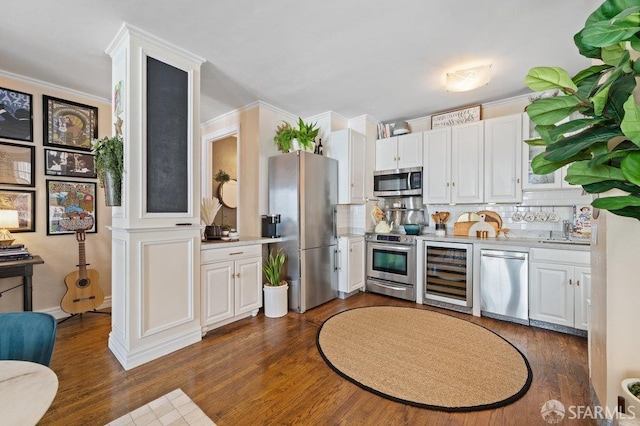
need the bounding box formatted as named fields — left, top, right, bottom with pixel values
left=415, top=233, right=591, bottom=251
left=201, top=235, right=282, bottom=249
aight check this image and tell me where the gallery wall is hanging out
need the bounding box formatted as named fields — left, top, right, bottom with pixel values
left=0, top=72, right=112, bottom=317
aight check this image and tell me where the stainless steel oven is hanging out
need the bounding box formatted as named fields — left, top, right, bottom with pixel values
left=365, top=233, right=417, bottom=301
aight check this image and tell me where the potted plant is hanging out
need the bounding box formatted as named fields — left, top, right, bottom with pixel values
left=214, top=169, right=230, bottom=184
left=524, top=0, right=640, bottom=221
left=273, top=117, right=319, bottom=153
left=91, top=135, right=124, bottom=206
left=262, top=248, right=288, bottom=318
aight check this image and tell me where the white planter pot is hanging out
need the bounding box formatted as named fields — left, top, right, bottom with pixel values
left=263, top=284, right=289, bottom=318
left=622, top=378, right=640, bottom=411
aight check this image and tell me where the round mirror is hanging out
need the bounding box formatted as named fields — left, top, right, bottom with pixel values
left=218, top=179, right=238, bottom=209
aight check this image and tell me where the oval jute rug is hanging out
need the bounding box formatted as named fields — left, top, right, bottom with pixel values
left=316, top=306, right=532, bottom=412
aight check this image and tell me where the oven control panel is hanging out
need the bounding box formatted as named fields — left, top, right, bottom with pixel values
left=365, top=233, right=416, bottom=245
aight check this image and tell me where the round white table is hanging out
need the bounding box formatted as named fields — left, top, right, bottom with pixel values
left=0, top=360, right=58, bottom=426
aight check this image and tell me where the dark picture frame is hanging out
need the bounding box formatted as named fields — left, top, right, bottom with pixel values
left=0, top=87, right=33, bottom=142
left=0, top=189, right=35, bottom=232
left=44, top=148, right=96, bottom=178
left=46, top=180, right=97, bottom=235
left=43, top=95, right=97, bottom=151
left=0, top=142, right=35, bottom=186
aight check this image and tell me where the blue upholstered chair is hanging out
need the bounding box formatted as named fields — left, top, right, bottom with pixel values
left=0, top=312, right=57, bottom=366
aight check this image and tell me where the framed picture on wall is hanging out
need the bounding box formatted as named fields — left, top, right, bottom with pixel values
left=0, top=142, right=35, bottom=186
left=0, top=87, right=33, bottom=142
left=43, top=95, right=98, bottom=151
left=46, top=180, right=97, bottom=235
left=44, top=148, right=97, bottom=178
left=0, top=189, right=35, bottom=232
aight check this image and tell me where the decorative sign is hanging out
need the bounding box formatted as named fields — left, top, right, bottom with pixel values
left=431, top=104, right=482, bottom=129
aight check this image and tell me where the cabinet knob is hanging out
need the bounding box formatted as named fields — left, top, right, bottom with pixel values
left=446, top=182, right=450, bottom=187
left=452, top=182, right=455, bottom=187
left=236, top=272, right=240, bottom=278
left=576, top=280, right=580, bottom=286
left=516, top=178, right=520, bottom=184
left=569, top=279, right=573, bottom=285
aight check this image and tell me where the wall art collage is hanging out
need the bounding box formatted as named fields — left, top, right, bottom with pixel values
left=0, top=86, right=99, bottom=235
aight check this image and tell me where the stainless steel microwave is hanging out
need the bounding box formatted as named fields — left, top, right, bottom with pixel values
left=373, top=167, right=422, bottom=197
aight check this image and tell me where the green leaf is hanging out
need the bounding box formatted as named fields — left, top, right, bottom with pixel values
left=604, top=74, right=636, bottom=123
left=525, top=67, right=578, bottom=92
left=583, top=180, right=640, bottom=194
left=545, top=126, right=623, bottom=161
left=621, top=151, right=640, bottom=185
left=574, top=29, right=602, bottom=59
left=564, top=161, right=627, bottom=185
left=573, top=65, right=611, bottom=85
left=530, top=151, right=590, bottom=175
left=575, top=71, right=605, bottom=99
left=602, top=43, right=630, bottom=67
left=588, top=147, right=635, bottom=167
left=621, top=95, right=640, bottom=145
left=582, top=19, right=640, bottom=48
left=524, top=138, right=547, bottom=147
left=593, top=195, right=640, bottom=210
left=592, top=84, right=611, bottom=116
left=631, top=35, right=640, bottom=51
left=527, top=96, right=582, bottom=126
left=549, top=118, right=604, bottom=142
left=608, top=205, right=640, bottom=220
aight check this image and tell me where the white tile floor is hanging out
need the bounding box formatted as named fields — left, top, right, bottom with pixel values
left=105, top=388, right=215, bottom=426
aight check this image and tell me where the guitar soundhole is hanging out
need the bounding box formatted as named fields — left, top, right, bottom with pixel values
left=77, top=278, right=90, bottom=288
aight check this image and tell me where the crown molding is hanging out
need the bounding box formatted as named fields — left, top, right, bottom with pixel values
left=0, top=69, right=110, bottom=104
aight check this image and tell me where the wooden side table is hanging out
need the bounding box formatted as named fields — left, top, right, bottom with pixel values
left=0, top=255, right=44, bottom=311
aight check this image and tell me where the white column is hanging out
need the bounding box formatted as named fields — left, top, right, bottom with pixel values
left=105, top=24, right=204, bottom=370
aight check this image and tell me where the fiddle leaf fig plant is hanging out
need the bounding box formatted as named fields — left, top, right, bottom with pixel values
left=524, top=0, right=640, bottom=220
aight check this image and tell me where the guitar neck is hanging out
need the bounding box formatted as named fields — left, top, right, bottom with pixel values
left=78, top=240, right=87, bottom=279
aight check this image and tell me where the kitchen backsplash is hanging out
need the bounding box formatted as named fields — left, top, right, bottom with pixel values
left=345, top=187, right=593, bottom=240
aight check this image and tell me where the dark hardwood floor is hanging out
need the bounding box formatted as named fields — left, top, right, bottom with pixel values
left=40, top=293, right=594, bottom=425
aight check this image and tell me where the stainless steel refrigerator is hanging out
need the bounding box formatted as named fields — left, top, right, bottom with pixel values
left=268, top=151, right=338, bottom=313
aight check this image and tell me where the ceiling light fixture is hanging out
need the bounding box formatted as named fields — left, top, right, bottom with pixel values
left=445, top=64, right=492, bottom=92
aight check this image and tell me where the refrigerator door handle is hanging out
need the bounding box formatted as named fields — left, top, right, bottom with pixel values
left=334, top=248, right=339, bottom=271
left=332, top=207, right=337, bottom=240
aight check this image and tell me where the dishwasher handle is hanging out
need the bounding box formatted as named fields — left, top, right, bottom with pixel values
left=481, top=252, right=527, bottom=261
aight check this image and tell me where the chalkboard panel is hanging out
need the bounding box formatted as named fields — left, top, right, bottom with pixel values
left=146, top=57, right=188, bottom=213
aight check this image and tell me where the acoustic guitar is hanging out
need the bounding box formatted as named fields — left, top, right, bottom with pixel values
left=60, top=229, right=104, bottom=314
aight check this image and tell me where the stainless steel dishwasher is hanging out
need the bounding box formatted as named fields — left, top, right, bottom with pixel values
left=480, top=249, right=529, bottom=325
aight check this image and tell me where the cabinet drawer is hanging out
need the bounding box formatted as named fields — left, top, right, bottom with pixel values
left=201, top=244, right=261, bottom=263
left=530, top=248, right=589, bottom=266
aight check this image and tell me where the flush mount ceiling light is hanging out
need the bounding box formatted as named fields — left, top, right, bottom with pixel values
left=445, top=64, right=492, bottom=92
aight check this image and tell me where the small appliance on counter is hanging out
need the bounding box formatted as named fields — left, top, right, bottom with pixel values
left=262, top=214, right=280, bottom=238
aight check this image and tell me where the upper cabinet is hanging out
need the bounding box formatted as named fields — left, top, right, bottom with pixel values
left=375, top=133, right=423, bottom=171
left=423, top=121, right=484, bottom=204
left=484, top=114, right=523, bottom=203
left=522, top=112, right=577, bottom=190
left=327, top=129, right=366, bottom=204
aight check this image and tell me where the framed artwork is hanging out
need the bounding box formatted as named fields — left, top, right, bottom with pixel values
left=431, top=104, right=482, bottom=129
left=0, top=142, right=35, bottom=186
left=43, top=95, right=98, bottom=151
left=46, top=180, right=97, bottom=235
left=0, top=87, right=33, bottom=142
left=0, top=189, right=35, bottom=232
left=44, top=148, right=96, bottom=178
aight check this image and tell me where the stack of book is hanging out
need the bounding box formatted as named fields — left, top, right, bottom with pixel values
left=0, top=244, right=31, bottom=261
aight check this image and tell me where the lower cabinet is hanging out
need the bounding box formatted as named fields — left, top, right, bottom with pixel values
left=529, top=248, right=591, bottom=331
left=338, top=236, right=365, bottom=295
left=201, top=244, right=262, bottom=334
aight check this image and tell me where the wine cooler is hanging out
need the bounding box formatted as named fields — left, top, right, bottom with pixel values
left=424, top=241, right=472, bottom=307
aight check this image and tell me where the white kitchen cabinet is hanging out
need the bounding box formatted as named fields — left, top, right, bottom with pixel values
left=201, top=244, right=262, bottom=334
left=375, top=133, right=423, bottom=171
left=529, top=248, right=590, bottom=331
left=522, top=112, right=577, bottom=190
left=423, top=121, right=484, bottom=204
left=337, top=236, right=365, bottom=295
left=484, top=114, right=523, bottom=203
left=327, top=129, right=366, bottom=204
